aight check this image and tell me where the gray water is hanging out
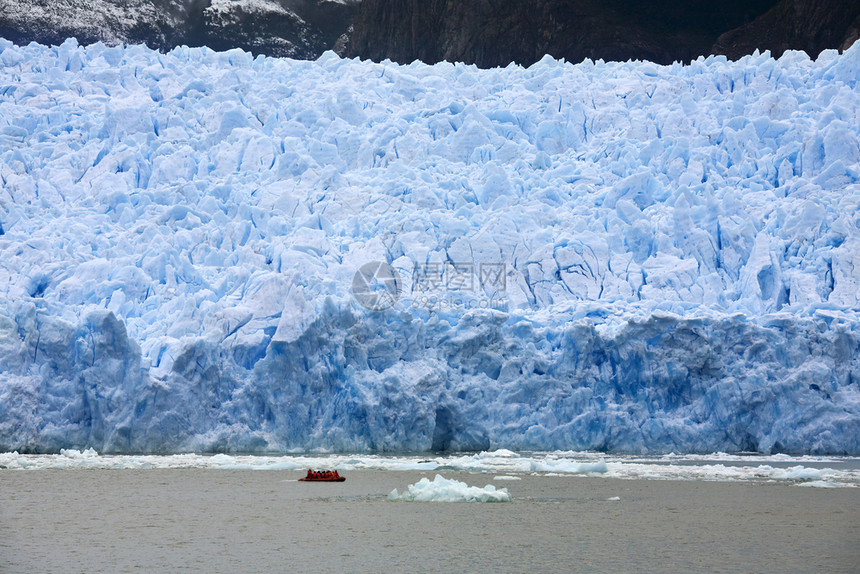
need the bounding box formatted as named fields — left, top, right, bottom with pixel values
left=1, top=470, right=858, bottom=573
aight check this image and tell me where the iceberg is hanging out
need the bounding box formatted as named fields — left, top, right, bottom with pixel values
left=387, top=474, right=512, bottom=502
left=0, top=38, right=859, bottom=455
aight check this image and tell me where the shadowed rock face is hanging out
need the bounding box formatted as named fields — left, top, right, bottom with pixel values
left=341, top=0, right=779, bottom=66
left=3, top=0, right=855, bottom=65
left=0, top=0, right=359, bottom=59
left=712, top=0, right=860, bottom=60
left=342, top=0, right=858, bottom=67
left=0, top=0, right=197, bottom=50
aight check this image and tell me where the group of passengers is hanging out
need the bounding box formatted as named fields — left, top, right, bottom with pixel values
left=305, top=469, right=340, bottom=479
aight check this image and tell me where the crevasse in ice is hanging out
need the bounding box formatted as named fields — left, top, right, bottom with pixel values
left=0, top=38, right=858, bottom=454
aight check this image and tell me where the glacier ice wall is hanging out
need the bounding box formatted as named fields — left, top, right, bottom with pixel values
left=0, top=38, right=859, bottom=454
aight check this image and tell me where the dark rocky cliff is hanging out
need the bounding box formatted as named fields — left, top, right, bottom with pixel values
left=0, top=0, right=359, bottom=59
left=2, top=0, right=856, bottom=64
left=712, top=0, right=860, bottom=60
left=341, top=0, right=859, bottom=67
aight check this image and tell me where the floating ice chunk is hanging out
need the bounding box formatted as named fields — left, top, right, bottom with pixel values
left=767, top=465, right=824, bottom=481
left=60, top=448, right=99, bottom=459
left=478, top=449, right=521, bottom=459
left=798, top=481, right=846, bottom=489
left=387, top=474, right=512, bottom=502
left=531, top=460, right=609, bottom=474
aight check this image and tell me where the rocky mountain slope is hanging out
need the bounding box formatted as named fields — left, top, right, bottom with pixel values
left=0, top=0, right=359, bottom=58
left=341, top=0, right=859, bottom=66
left=712, top=0, right=860, bottom=60
left=2, top=0, right=855, bottom=64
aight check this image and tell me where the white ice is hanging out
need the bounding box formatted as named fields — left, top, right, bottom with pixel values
left=387, top=474, right=513, bottom=502
left=1, top=449, right=858, bottom=487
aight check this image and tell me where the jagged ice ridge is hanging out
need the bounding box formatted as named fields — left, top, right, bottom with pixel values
left=0, top=38, right=859, bottom=454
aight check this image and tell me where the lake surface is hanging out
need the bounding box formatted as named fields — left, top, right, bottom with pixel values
left=2, top=468, right=858, bottom=573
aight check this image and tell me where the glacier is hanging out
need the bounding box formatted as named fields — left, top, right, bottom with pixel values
left=0, top=38, right=859, bottom=455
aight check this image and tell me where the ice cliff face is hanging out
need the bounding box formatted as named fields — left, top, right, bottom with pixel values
left=0, top=39, right=859, bottom=454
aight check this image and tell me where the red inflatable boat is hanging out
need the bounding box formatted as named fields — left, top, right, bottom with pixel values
left=299, top=470, right=345, bottom=482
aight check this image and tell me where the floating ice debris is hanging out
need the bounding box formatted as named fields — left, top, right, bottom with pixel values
left=387, top=474, right=513, bottom=502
